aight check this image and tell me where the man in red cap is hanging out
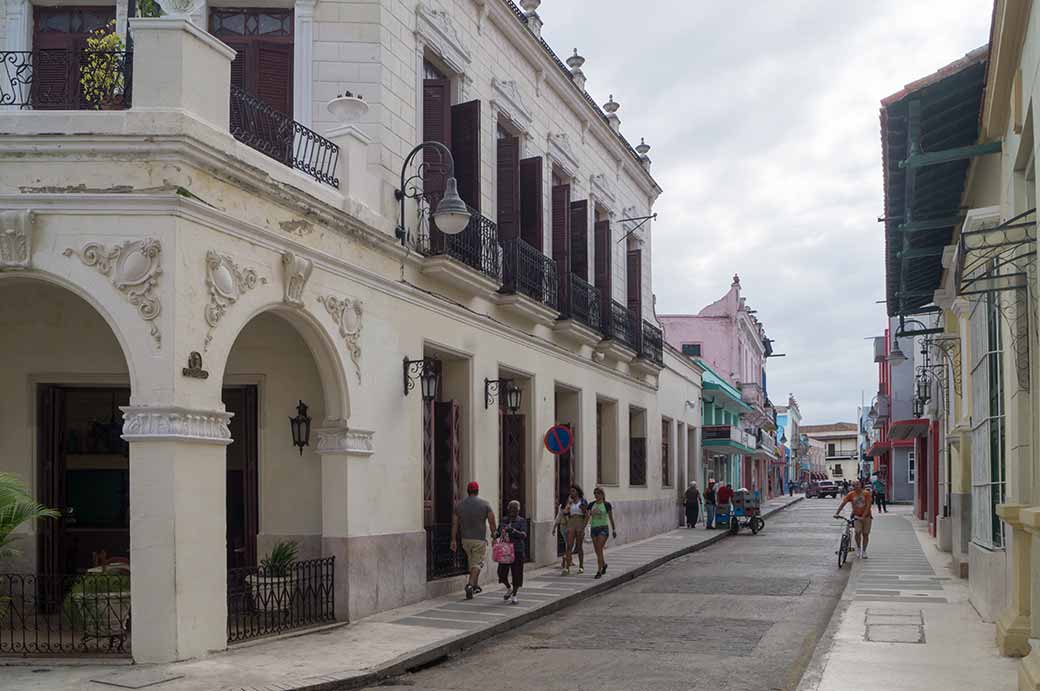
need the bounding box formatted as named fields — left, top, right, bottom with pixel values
left=451, top=481, right=497, bottom=599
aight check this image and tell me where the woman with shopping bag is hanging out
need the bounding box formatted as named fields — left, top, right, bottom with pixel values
left=495, top=500, right=528, bottom=604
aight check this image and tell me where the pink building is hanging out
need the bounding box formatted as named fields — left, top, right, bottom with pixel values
left=660, top=275, right=778, bottom=493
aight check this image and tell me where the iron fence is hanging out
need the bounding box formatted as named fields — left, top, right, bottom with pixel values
left=562, top=274, right=601, bottom=331
left=0, top=572, right=131, bottom=656
left=605, top=300, right=639, bottom=351
left=418, top=209, right=502, bottom=282
left=640, top=319, right=664, bottom=366
left=229, top=85, right=340, bottom=188
left=501, top=238, right=559, bottom=311
left=227, top=557, right=335, bottom=644
left=425, top=524, right=469, bottom=580
left=1, top=49, right=132, bottom=110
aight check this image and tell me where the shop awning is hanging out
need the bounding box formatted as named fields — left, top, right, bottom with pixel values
left=866, top=440, right=891, bottom=457
left=888, top=418, right=930, bottom=441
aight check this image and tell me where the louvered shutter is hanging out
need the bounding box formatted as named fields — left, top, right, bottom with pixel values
left=519, top=157, right=544, bottom=251
left=570, top=200, right=589, bottom=281
left=226, top=40, right=251, bottom=134
left=627, top=249, right=643, bottom=347
left=552, top=184, right=572, bottom=311
left=497, top=136, right=521, bottom=241
left=594, top=220, right=612, bottom=317
left=450, top=100, right=481, bottom=213
left=423, top=79, right=452, bottom=211
left=256, top=42, right=293, bottom=115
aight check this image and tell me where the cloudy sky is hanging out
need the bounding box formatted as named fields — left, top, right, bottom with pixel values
left=540, top=0, right=991, bottom=424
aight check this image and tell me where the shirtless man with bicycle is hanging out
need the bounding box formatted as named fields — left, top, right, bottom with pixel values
left=834, top=479, right=873, bottom=559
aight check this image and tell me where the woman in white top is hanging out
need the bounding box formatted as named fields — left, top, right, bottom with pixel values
left=560, top=485, right=587, bottom=575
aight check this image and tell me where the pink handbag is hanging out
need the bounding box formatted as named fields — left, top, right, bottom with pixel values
left=492, top=535, right=515, bottom=564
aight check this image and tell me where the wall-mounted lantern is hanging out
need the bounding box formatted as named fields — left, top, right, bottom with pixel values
left=404, top=357, right=440, bottom=401
left=485, top=378, right=522, bottom=414
left=289, top=400, right=311, bottom=455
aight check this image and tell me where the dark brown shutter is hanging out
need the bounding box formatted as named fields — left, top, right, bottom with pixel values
left=33, top=7, right=114, bottom=109
left=570, top=200, right=589, bottom=281
left=423, top=79, right=452, bottom=202
left=552, top=184, right=572, bottom=310
left=627, top=248, right=642, bottom=318
left=519, top=157, right=544, bottom=251
left=497, top=136, right=521, bottom=242
left=450, top=100, right=481, bottom=213
left=256, top=42, right=293, bottom=116
left=594, top=220, right=612, bottom=315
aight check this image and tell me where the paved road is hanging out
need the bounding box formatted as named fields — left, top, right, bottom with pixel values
left=368, top=497, right=850, bottom=691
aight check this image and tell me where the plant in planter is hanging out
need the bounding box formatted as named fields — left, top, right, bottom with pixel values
left=0, top=473, right=59, bottom=618
left=327, top=91, right=368, bottom=125
left=80, top=21, right=127, bottom=109
left=248, top=541, right=298, bottom=613
left=63, top=567, right=132, bottom=643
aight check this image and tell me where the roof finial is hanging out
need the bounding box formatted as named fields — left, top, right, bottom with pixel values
left=732, top=273, right=741, bottom=287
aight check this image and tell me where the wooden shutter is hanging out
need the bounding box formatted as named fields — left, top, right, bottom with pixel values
left=594, top=220, right=612, bottom=314
left=570, top=200, right=589, bottom=281
left=627, top=248, right=642, bottom=317
left=519, top=157, right=544, bottom=251
left=450, top=100, right=481, bottom=214
left=552, top=184, right=572, bottom=309
left=256, top=42, right=293, bottom=116
left=422, top=79, right=452, bottom=203
left=496, top=136, right=521, bottom=242
left=33, top=7, right=115, bottom=109
left=225, top=40, right=250, bottom=93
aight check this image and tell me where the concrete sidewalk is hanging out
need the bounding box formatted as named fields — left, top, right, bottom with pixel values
left=797, top=506, right=1018, bottom=691
left=3, top=495, right=801, bottom=691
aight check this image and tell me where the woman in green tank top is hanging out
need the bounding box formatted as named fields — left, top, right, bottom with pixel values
left=586, top=487, right=617, bottom=579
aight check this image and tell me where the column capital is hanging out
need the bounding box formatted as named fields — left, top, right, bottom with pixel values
left=997, top=502, right=1029, bottom=528
left=1019, top=506, right=1040, bottom=534
left=315, top=421, right=374, bottom=457
left=121, top=405, right=233, bottom=445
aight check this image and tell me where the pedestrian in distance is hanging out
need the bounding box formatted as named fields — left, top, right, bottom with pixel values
left=586, top=486, right=617, bottom=579
left=788, top=478, right=795, bottom=497
left=561, top=485, right=588, bottom=575
left=834, top=479, right=873, bottom=559
left=684, top=481, right=701, bottom=528
left=450, top=481, right=496, bottom=599
left=872, top=475, right=888, bottom=513
left=704, top=479, right=717, bottom=529
left=495, top=500, right=527, bottom=605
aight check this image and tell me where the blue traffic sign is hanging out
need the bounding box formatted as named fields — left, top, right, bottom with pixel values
left=544, top=425, right=573, bottom=456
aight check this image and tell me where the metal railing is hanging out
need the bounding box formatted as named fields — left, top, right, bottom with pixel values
left=561, top=274, right=601, bottom=331
left=1, top=50, right=133, bottom=110
left=426, top=524, right=468, bottom=581
left=501, top=238, right=559, bottom=311
left=639, top=319, right=664, bottom=366
left=0, top=572, right=131, bottom=656
left=418, top=208, right=502, bottom=283
left=227, top=557, right=335, bottom=644
left=229, top=85, right=340, bottom=188
left=604, top=300, right=639, bottom=351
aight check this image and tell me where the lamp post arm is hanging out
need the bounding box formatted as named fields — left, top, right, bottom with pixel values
left=395, top=141, right=458, bottom=245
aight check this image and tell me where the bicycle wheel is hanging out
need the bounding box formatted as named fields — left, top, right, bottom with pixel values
left=750, top=516, right=764, bottom=534
left=838, top=534, right=849, bottom=568
left=729, top=517, right=740, bottom=534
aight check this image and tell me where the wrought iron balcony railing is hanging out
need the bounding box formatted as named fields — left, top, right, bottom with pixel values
left=501, top=238, right=559, bottom=311
left=418, top=208, right=502, bottom=283
left=229, top=85, right=339, bottom=188
left=604, top=300, right=639, bottom=351
left=639, top=319, right=664, bottom=366
left=561, top=274, right=601, bottom=331
left=1, top=50, right=133, bottom=110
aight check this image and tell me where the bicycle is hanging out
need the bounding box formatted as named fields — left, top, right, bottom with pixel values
left=834, top=515, right=856, bottom=568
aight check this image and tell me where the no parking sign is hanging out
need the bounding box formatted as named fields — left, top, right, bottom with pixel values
left=544, top=425, right=573, bottom=456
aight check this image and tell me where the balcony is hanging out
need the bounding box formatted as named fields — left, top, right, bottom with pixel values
left=600, top=300, right=639, bottom=354
left=739, top=381, right=765, bottom=409
left=418, top=208, right=502, bottom=293
left=702, top=424, right=756, bottom=455
left=498, top=238, right=559, bottom=325
left=554, top=274, right=602, bottom=346
left=756, top=429, right=778, bottom=458
left=1, top=49, right=133, bottom=110
left=229, top=85, right=339, bottom=188
left=638, top=319, right=664, bottom=367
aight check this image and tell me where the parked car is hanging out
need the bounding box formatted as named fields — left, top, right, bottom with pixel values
left=807, top=480, right=840, bottom=499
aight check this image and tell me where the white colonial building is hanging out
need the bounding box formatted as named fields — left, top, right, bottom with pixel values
left=0, top=0, right=703, bottom=665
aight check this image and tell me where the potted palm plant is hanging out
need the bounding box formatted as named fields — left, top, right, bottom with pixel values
left=247, top=541, right=298, bottom=613
left=1, top=473, right=59, bottom=619
left=80, top=21, right=127, bottom=109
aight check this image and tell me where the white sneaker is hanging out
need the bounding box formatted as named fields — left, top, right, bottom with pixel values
left=862, top=552, right=868, bottom=560
left=510, top=595, right=518, bottom=605
left=856, top=548, right=863, bottom=558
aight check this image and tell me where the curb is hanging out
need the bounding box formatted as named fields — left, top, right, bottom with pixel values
left=292, top=496, right=804, bottom=691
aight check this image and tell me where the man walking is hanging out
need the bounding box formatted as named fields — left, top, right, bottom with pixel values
left=835, top=479, right=873, bottom=558
left=872, top=475, right=887, bottom=513
left=451, top=481, right=497, bottom=599
left=684, top=481, right=701, bottom=528
left=704, top=480, right=717, bottom=529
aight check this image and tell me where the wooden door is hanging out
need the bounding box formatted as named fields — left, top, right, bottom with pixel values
left=223, top=386, right=259, bottom=570
left=210, top=8, right=294, bottom=114
left=500, top=414, right=526, bottom=516
left=32, top=6, right=115, bottom=109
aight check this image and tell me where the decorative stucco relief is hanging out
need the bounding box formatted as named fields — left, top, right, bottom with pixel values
left=491, top=78, right=533, bottom=130
left=0, top=209, right=34, bottom=271
left=318, top=294, right=363, bottom=384
left=282, top=251, right=313, bottom=307
left=416, top=0, right=471, bottom=74
left=316, top=423, right=374, bottom=457
left=121, top=405, right=233, bottom=444
left=549, top=133, right=580, bottom=178
left=204, top=250, right=265, bottom=350
left=64, top=238, right=163, bottom=346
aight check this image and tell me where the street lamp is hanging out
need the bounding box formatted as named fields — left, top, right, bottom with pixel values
left=395, top=141, right=471, bottom=245
left=403, top=357, right=440, bottom=401
left=887, top=339, right=908, bottom=365
left=485, top=378, right=522, bottom=414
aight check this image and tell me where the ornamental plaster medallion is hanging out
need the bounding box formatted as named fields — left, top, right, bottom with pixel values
left=182, top=351, right=209, bottom=379
left=204, top=250, right=265, bottom=350
left=64, top=238, right=163, bottom=346
left=121, top=405, right=232, bottom=445
left=0, top=210, right=34, bottom=271
left=317, top=294, right=363, bottom=384
left=281, top=251, right=313, bottom=307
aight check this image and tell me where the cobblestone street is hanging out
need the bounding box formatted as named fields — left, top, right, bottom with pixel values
left=369, top=498, right=849, bottom=691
